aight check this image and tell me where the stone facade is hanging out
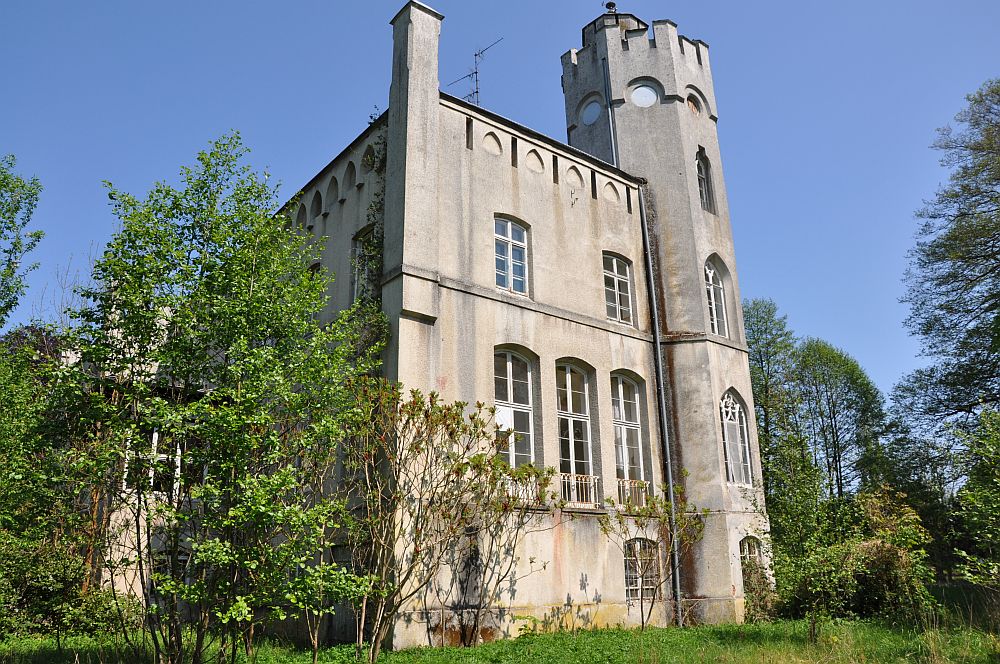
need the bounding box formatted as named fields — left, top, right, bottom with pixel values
left=291, top=1, right=768, bottom=648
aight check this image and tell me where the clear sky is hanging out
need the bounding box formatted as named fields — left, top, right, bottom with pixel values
left=3, top=1, right=999, bottom=398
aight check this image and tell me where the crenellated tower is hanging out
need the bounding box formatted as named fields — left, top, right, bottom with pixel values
left=561, top=10, right=768, bottom=621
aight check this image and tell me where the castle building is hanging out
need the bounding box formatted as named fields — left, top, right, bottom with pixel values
left=293, top=1, right=767, bottom=646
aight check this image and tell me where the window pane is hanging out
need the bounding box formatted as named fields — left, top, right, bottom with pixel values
left=495, top=240, right=508, bottom=258
left=616, top=260, right=628, bottom=278
left=603, top=254, right=614, bottom=272
left=626, top=428, right=641, bottom=477
left=495, top=219, right=507, bottom=237
left=615, top=425, right=626, bottom=478
left=559, top=418, right=571, bottom=473
left=557, top=379, right=569, bottom=412
left=512, top=378, right=529, bottom=405
left=513, top=277, right=526, bottom=293
left=496, top=271, right=507, bottom=289
left=511, top=224, right=525, bottom=244
left=570, top=370, right=586, bottom=415
left=512, top=261, right=525, bottom=278
left=495, top=376, right=508, bottom=402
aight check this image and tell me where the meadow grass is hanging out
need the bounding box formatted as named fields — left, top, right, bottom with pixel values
left=1, top=620, right=997, bottom=664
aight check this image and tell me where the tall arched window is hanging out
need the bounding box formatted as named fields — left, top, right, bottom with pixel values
left=705, top=260, right=729, bottom=338
left=624, top=538, right=660, bottom=602
left=696, top=147, right=715, bottom=213
left=495, top=218, right=528, bottom=295
left=556, top=364, right=596, bottom=505
left=494, top=351, right=535, bottom=467
left=612, top=374, right=646, bottom=505
left=603, top=254, right=633, bottom=325
left=720, top=392, right=753, bottom=485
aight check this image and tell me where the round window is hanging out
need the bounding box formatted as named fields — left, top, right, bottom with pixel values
left=630, top=85, right=659, bottom=108
left=581, top=101, right=602, bottom=126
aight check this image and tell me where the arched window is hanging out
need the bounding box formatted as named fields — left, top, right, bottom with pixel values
left=343, top=161, right=357, bottom=193
left=309, top=191, right=323, bottom=230
left=556, top=364, right=596, bottom=505
left=603, top=254, right=633, bottom=325
left=696, top=148, right=715, bottom=213
left=739, top=536, right=763, bottom=566
left=612, top=374, right=646, bottom=505
left=720, top=392, right=753, bottom=485
left=495, top=218, right=528, bottom=295
left=494, top=351, right=535, bottom=467
left=624, top=538, right=660, bottom=602
left=705, top=259, right=729, bottom=338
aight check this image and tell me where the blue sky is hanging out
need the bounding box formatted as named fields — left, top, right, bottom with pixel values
left=3, top=0, right=999, bottom=397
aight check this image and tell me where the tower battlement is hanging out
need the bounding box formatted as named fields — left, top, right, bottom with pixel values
left=564, top=13, right=710, bottom=73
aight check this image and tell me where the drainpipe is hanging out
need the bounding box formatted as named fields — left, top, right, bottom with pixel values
left=637, top=183, right=684, bottom=627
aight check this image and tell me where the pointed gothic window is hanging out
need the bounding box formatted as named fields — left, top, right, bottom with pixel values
left=696, top=148, right=716, bottom=213
left=494, top=351, right=535, bottom=467
left=705, top=260, right=729, bottom=338
left=495, top=218, right=528, bottom=295
left=603, top=254, right=633, bottom=325
left=720, top=392, right=753, bottom=485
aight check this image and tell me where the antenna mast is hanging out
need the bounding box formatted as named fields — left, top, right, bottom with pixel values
left=447, top=36, right=503, bottom=106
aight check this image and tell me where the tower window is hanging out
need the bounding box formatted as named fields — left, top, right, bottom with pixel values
left=494, top=218, right=528, bottom=295
left=696, top=148, right=716, bottom=213
left=720, top=392, right=753, bottom=485
left=704, top=259, right=728, bottom=338
left=603, top=254, right=633, bottom=324
left=687, top=95, right=702, bottom=115
left=494, top=351, right=535, bottom=467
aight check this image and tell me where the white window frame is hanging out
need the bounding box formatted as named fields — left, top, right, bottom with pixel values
left=557, top=364, right=594, bottom=482
left=624, top=537, right=660, bottom=602
left=494, top=351, right=535, bottom=467
left=720, top=392, right=753, bottom=485
left=603, top=254, right=633, bottom=325
left=495, top=218, right=528, bottom=295
left=705, top=261, right=729, bottom=338
left=611, top=375, right=644, bottom=483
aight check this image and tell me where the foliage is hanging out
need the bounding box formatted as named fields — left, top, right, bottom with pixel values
left=776, top=487, right=936, bottom=627
left=743, top=299, right=935, bottom=627
left=898, top=78, right=1000, bottom=432
left=4, top=620, right=1000, bottom=664
left=342, top=380, right=556, bottom=662
left=58, top=133, right=386, bottom=664
left=598, top=486, right=706, bottom=629
left=956, top=410, right=1000, bottom=590
left=0, top=155, right=44, bottom=330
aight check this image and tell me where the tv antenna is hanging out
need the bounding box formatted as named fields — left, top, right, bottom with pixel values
left=447, top=36, right=503, bottom=106
left=604, top=1, right=618, bottom=13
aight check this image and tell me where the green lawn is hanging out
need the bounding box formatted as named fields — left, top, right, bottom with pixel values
left=2, top=621, right=997, bottom=664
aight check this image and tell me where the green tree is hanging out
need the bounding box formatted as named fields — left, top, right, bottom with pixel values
left=898, top=78, right=1000, bottom=432
left=62, top=134, right=385, bottom=664
left=793, top=338, right=888, bottom=498
left=0, top=155, right=44, bottom=330
left=955, top=409, right=1000, bottom=589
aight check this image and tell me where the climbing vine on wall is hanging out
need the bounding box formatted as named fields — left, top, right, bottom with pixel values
left=353, top=110, right=387, bottom=304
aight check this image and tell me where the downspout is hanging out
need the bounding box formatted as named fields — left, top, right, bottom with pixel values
left=638, top=183, right=684, bottom=627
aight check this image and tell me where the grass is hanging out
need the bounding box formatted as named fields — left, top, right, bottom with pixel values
left=1, top=620, right=998, bottom=664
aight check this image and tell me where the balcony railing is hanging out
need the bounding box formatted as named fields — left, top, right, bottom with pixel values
left=617, top=478, right=650, bottom=508
left=503, top=475, right=541, bottom=504
left=560, top=473, right=601, bottom=508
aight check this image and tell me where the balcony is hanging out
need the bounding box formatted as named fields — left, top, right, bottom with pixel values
left=617, top=478, right=650, bottom=508
left=560, top=473, right=601, bottom=508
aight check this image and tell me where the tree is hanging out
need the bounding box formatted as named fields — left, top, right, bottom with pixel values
left=955, top=409, right=1000, bottom=590
left=899, top=79, right=1000, bottom=432
left=61, top=134, right=385, bottom=664
left=743, top=298, right=797, bottom=496
left=0, top=155, right=44, bottom=330
left=793, top=338, right=888, bottom=498
left=342, top=381, right=555, bottom=663
left=598, top=488, right=705, bottom=629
